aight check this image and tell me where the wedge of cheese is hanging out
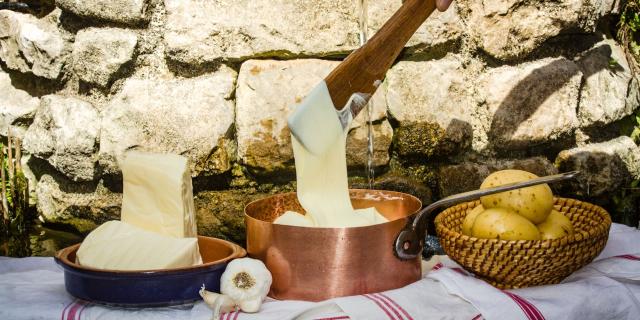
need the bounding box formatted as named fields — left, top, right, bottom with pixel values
left=120, top=151, right=197, bottom=238
left=76, top=221, right=202, bottom=270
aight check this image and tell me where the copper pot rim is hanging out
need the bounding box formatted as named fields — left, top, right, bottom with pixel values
left=244, top=189, right=422, bottom=230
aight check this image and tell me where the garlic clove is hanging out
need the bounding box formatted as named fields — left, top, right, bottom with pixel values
left=199, top=285, right=238, bottom=320
left=199, top=285, right=222, bottom=306
left=238, top=296, right=263, bottom=313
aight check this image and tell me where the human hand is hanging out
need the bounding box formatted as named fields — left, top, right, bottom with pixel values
left=435, top=0, right=453, bottom=11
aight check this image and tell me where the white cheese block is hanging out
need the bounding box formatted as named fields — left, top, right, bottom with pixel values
left=120, top=151, right=197, bottom=238
left=76, top=221, right=202, bottom=270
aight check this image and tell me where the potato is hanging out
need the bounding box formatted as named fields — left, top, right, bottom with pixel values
left=471, top=207, right=541, bottom=240
left=480, top=169, right=554, bottom=224
left=461, top=204, right=484, bottom=236
left=537, top=210, right=574, bottom=240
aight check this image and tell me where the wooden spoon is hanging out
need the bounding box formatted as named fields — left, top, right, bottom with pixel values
left=287, top=0, right=438, bottom=155
left=326, top=0, right=437, bottom=114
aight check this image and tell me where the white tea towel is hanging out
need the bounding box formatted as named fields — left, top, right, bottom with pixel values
left=426, top=223, right=640, bottom=320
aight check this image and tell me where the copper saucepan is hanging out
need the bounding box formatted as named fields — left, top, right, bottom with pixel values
left=245, top=189, right=422, bottom=301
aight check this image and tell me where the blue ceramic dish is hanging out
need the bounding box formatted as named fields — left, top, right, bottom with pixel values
left=55, top=236, right=246, bottom=307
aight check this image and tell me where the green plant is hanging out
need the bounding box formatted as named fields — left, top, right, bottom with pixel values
left=0, top=134, right=29, bottom=256
left=618, top=0, right=640, bottom=74
left=614, top=1, right=640, bottom=228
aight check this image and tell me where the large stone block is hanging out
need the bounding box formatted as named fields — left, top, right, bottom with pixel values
left=55, top=0, right=149, bottom=25
left=386, top=56, right=477, bottom=157
left=164, top=0, right=359, bottom=64
left=480, top=57, right=582, bottom=149
left=577, top=38, right=640, bottom=127
left=438, top=157, right=558, bottom=197
left=24, top=95, right=100, bottom=182
left=556, top=136, right=640, bottom=197
left=0, top=72, right=39, bottom=138
left=164, top=0, right=462, bottom=64
left=458, top=0, right=600, bottom=60
left=99, top=66, right=237, bottom=176
left=346, top=120, right=393, bottom=168
left=195, top=190, right=269, bottom=245
left=235, top=59, right=387, bottom=171
left=35, top=174, right=122, bottom=230
left=72, top=28, right=138, bottom=87
left=0, top=10, right=68, bottom=79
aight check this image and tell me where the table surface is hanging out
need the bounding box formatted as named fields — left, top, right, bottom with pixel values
left=1, top=223, right=639, bottom=320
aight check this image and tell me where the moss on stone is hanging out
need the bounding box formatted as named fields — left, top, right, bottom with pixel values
left=195, top=189, right=270, bottom=246
left=394, top=122, right=471, bottom=159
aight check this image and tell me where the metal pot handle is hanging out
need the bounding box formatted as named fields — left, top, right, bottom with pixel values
left=394, top=171, right=580, bottom=260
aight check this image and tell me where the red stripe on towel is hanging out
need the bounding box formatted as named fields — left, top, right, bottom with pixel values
left=471, top=314, right=484, bottom=320
left=233, top=310, right=241, bottom=320
left=368, top=294, right=403, bottom=320
left=66, top=300, right=87, bottom=320
left=432, top=262, right=444, bottom=271
left=504, top=291, right=545, bottom=320
left=616, top=254, right=640, bottom=261
left=504, top=292, right=535, bottom=320
left=314, top=317, right=350, bottom=320
left=364, top=294, right=398, bottom=320
left=377, top=293, right=414, bottom=320
left=452, top=267, right=469, bottom=276
left=76, top=301, right=89, bottom=320
left=61, top=300, right=74, bottom=320
left=222, top=310, right=239, bottom=320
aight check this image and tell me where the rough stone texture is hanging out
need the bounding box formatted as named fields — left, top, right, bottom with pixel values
left=0, top=10, right=68, bottom=79
left=235, top=59, right=387, bottom=171
left=23, top=96, right=100, bottom=182
left=480, top=57, right=582, bottom=149
left=35, top=174, right=122, bottom=230
left=386, top=56, right=477, bottom=157
left=164, top=0, right=461, bottom=64
left=0, top=72, right=39, bottom=138
left=164, top=0, right=359, bottom=64
left=577, top=38, right=640, bottom=127
left=72, top=28, right=138, bottom=87
left=99, top=66, right=237, bottom=176
left=55, top=0, right=149, bottom=25
left=195, top=190, right=270, bottom=245
left=458, top=0, right=600, bottom=60
left=555, top=136, right=640, bottom=197
left=346, top=120, right=393, bottom=168
left=438, top=157, right=558, bottom=197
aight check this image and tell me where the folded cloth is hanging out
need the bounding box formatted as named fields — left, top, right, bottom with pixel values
left=0, top=223, right=638, bottom=320
left=426, top=223, right=640, bottom=320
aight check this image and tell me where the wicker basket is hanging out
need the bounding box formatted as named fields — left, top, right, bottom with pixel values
left=435, top=197, right=612, bottom=289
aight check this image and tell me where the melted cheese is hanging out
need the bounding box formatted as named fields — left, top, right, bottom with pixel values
left=275, top=81, right=387, bottom=227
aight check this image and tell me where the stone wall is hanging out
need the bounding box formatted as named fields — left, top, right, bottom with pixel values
left=1, top=0, right=639, bottom=243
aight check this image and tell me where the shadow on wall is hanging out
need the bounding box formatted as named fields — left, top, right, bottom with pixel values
left=556, top=151, right=639, bottom=227
left=487, top=44, right=620, bottom=150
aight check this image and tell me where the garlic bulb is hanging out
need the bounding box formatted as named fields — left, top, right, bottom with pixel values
left=220, top=257, right=272, bottom=313
left=199, top=285, right=237, bottom=320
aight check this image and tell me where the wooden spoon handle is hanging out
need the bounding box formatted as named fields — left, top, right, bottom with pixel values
left=325, top=0, right=437, bottom=111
